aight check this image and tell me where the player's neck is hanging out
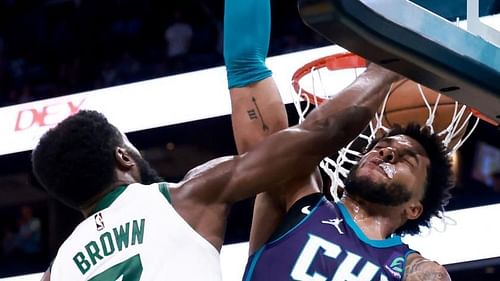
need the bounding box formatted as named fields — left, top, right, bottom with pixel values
left=80, top=179, right=137, bottom=217
left=341, top=196, right=402, bottom=240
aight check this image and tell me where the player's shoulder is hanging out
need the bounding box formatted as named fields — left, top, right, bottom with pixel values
left=168, top=155, right=236, bottom=201
left=404, top=253, right=450, bottom=281
left=182, top=155, right=237, bottom=181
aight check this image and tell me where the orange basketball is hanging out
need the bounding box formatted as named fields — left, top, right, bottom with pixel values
left=374, top=79, right=470, bottom=150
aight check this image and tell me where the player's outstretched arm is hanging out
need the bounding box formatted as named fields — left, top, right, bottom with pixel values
left=177, top=63, right=401, bottom=206
left=298, top=63, right=401, bottom=141
left=224, top=0, right=287, bottom=154
left=404, top=254, right=451, bottom=281
left=171, top=63, right=401, bottom=250
left=224, top=0, right=295, bottom=254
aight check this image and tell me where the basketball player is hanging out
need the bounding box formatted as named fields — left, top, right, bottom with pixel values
left=224, top=0, right=452, bottom=280
left=31, top=50, right=406, bottom=281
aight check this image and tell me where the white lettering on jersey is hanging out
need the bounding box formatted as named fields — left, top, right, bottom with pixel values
left=291, top=234, right=381, bottom=281
left=291, top=234, right=341, bottom=281
left=332, top=250, right=379, bottom=281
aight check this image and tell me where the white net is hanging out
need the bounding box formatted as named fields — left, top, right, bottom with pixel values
left=290, top=54, right=480, bottom=205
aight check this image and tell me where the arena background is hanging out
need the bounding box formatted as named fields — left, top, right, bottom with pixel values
left=0, top=0, right=499, bottom=280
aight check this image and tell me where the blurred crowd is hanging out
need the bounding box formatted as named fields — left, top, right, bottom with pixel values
left=0, top=205, right=44, bottom=275
left=0, top=0, right=327, bottom=107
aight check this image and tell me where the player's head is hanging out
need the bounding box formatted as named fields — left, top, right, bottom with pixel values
left=32, top=110, right=162, bottom=209
left=344, top=123, right=453, bottom=235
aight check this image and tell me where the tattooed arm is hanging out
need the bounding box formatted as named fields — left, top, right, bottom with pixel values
left=224, top=0, right=291, bottom=254
left=404, top=253, right=451, bottom=281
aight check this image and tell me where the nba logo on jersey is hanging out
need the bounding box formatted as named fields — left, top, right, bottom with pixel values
left=94, top=212, right=105, bottom=231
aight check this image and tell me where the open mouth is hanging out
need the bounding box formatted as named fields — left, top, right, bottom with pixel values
left=378, top=163, right=395, bottom=179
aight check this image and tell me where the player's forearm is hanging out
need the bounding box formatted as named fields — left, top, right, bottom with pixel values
left=224, top=0, right=287, bottom=154
left=226, top=127, right=328, bottom=201
left=299, top=64, right=401, bottom=156
left=225, top=65, right=399, bottom=200
left=229, top=79, right=287, bottom=154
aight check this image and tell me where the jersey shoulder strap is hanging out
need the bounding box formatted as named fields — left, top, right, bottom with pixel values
left=157, top=182, right=171, bottom=203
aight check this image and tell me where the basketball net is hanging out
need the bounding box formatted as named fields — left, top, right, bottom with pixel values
left=290, top=52, right=485, bottom=232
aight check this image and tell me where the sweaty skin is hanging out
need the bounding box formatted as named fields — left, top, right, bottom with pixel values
left=225, top=1, right=451, bottom=280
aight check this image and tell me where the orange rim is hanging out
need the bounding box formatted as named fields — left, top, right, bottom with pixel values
left=291, top=53, right=498, bottom=127
left=291, top=52, right=366, bottom=105
left=470, top=108, right=499, bottom=127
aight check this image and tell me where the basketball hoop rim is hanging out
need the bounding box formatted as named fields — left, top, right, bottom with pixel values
left=291, top=52, right=366, bottom=105
left=290, top=51, right=496, bottom=202
left=291, top=52, right=498, bottom=126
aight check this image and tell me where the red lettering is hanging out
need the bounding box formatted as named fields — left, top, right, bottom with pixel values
left=13, top=97, right=86, bottom=131
left=68, top=99, right=85, bottom=115
left=15, top=109, right=39, bottom=131
left=41, top=102, right=67, bottom=127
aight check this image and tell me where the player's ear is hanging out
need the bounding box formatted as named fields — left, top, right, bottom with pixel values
left=405, top=201, right=423, bottom=220
left=115, top=147, right=135, bottom=170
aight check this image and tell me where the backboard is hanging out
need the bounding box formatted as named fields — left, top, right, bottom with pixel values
left=298, top=0, right=500, bottom=126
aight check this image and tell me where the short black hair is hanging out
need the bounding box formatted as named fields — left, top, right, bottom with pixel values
left=364, top=123, right=453, bottom=236
left=32, top=110, right=124, bottom=209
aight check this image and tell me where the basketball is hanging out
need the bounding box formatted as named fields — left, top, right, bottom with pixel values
left=375, top=79, right=471, bottom=150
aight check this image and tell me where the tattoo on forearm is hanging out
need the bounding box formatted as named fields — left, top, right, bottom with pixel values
left=404, top=258, right=450, bottom=281
left=248, top=109, right=258, bottom=120
left=249, top=97, right=269, bottom=131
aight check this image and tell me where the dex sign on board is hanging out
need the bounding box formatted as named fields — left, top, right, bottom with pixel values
left=14, top=98, right=86, bottom=131
left=0, top=46, right=342, bottom=156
